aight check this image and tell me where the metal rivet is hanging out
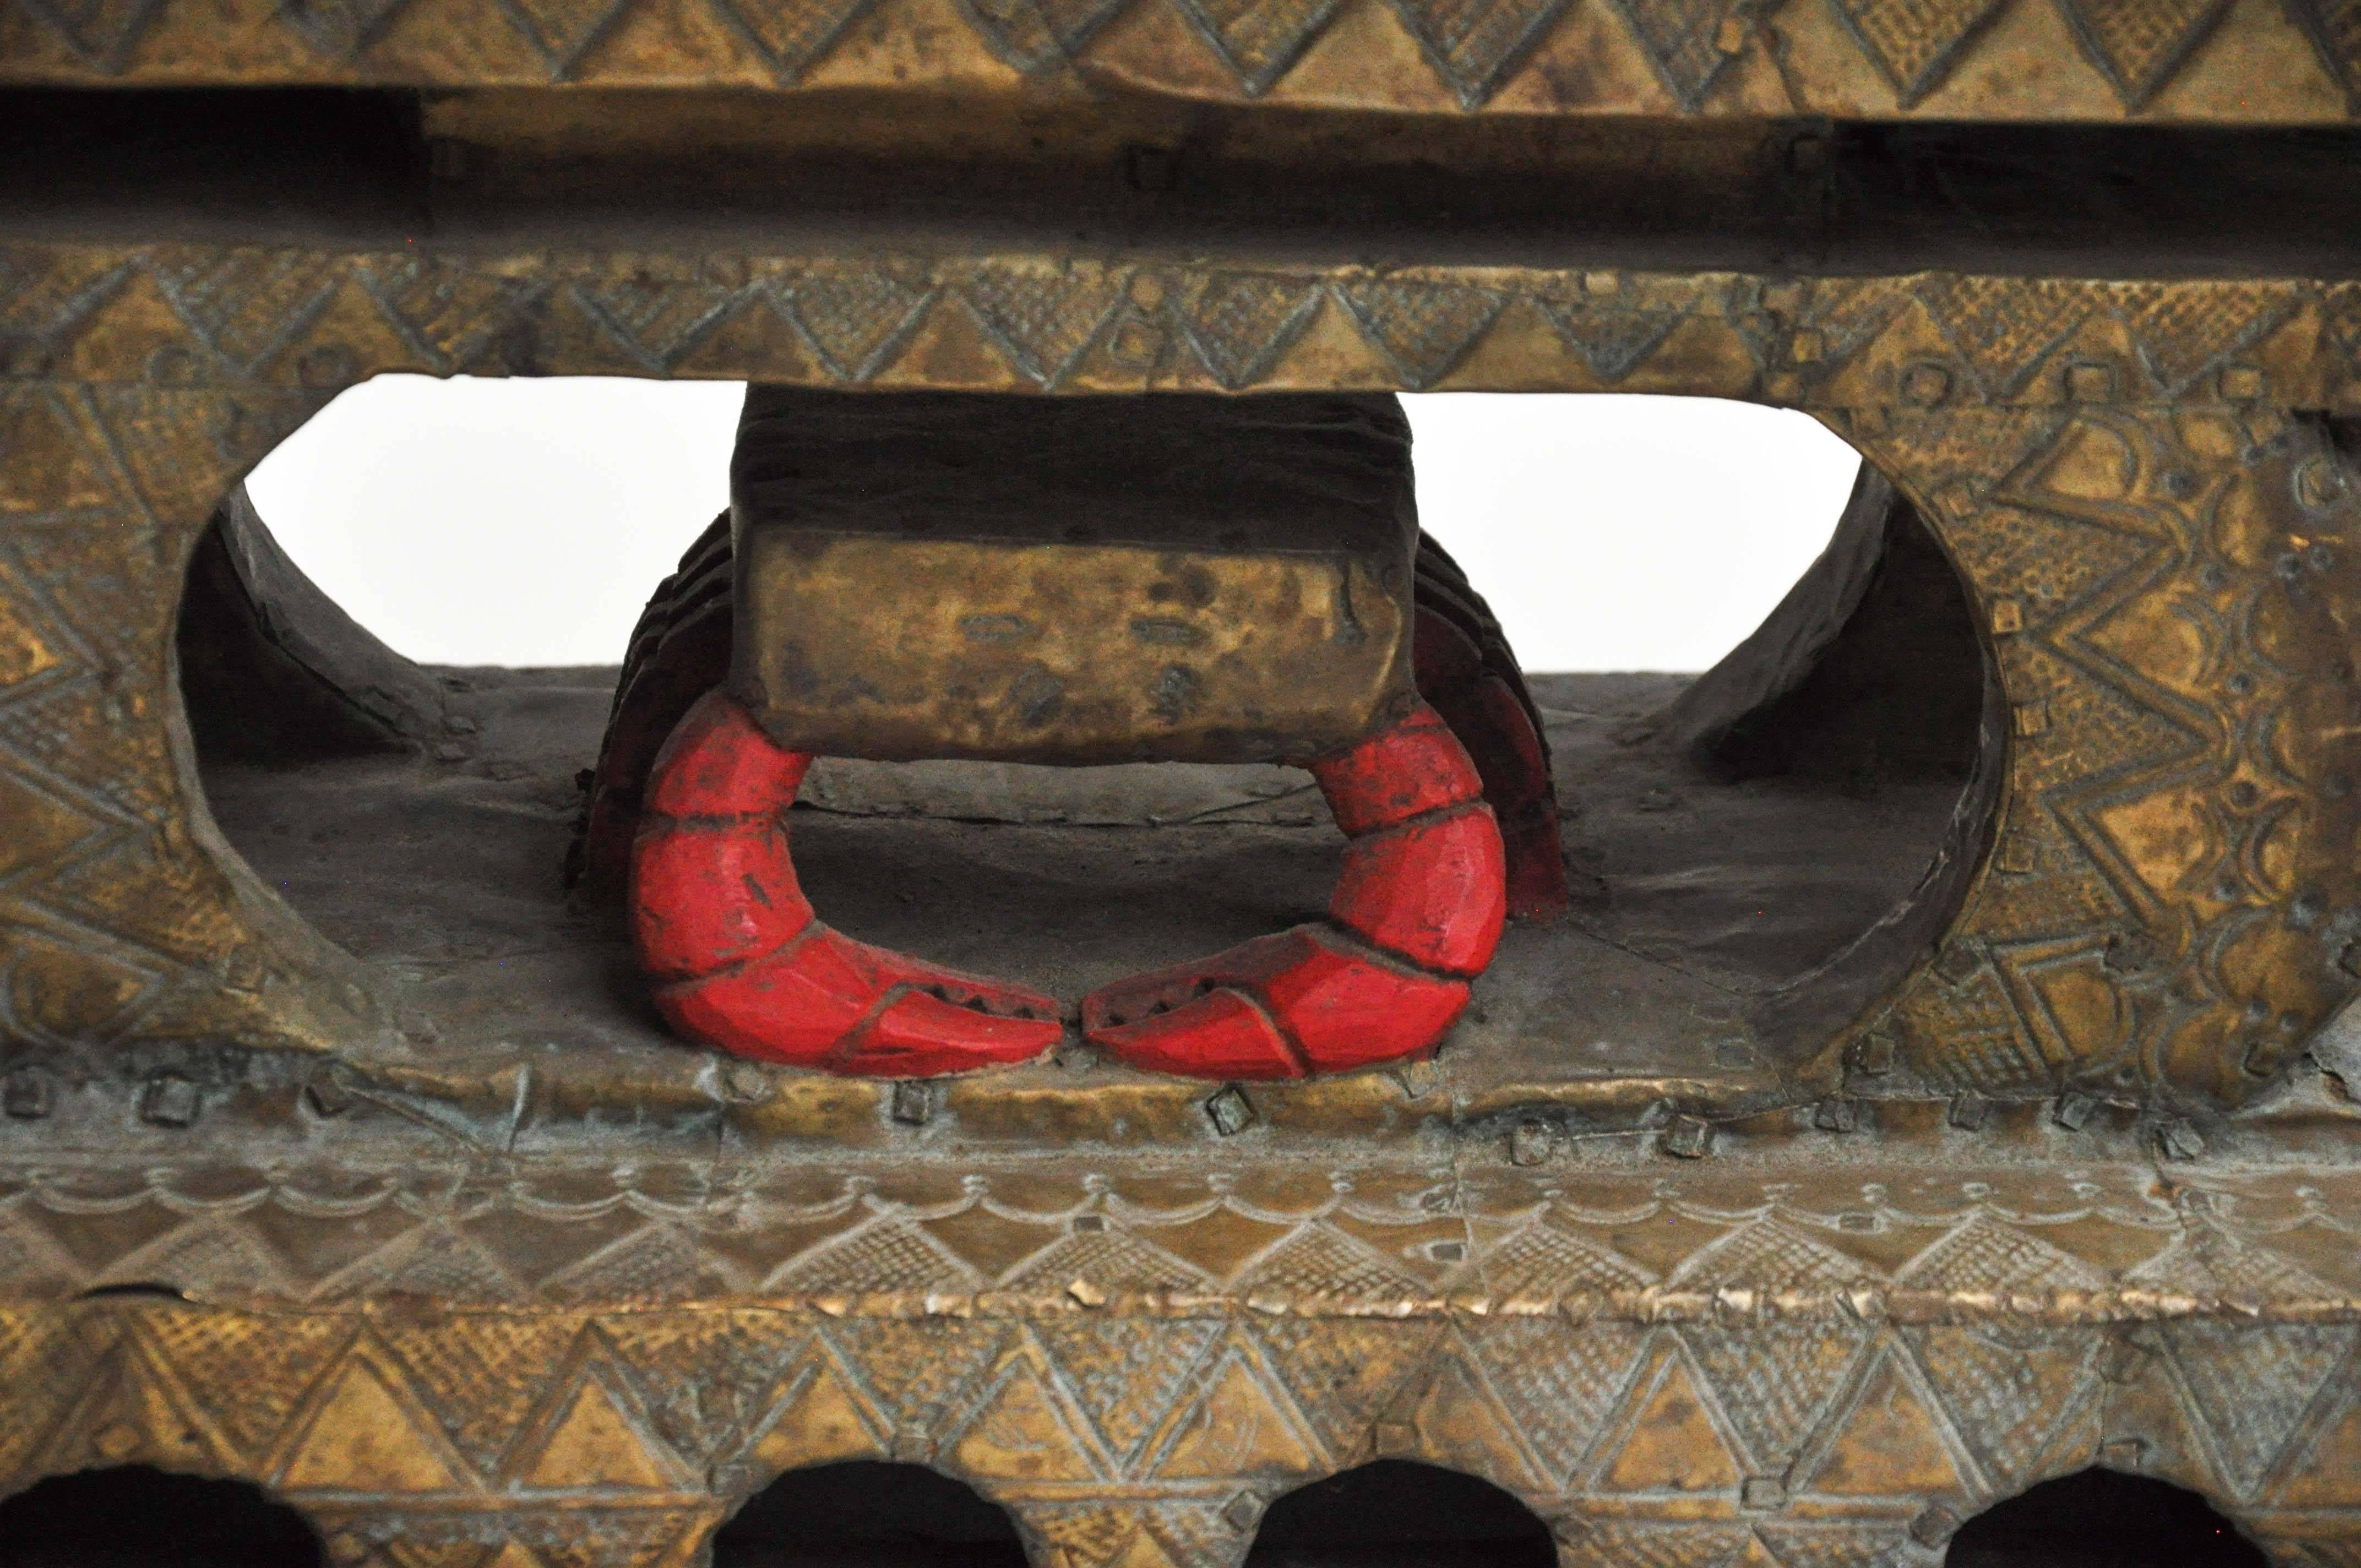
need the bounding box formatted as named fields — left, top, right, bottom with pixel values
left=1509, top=1120, right=1555, bottom=1166
left=1812, top=1098, right=1857, bottom=1134
left=2053, top=1091, right=2098, bottom=1131
left=1392, top=1056, right=1440, bottom=1100
left=1206, top=1085, right=1256, bottom=1136
left=2157, top=1119, right=2207, bottom=1161
left=3, top=1070, right=52, bottom=1120
left=1740, top=1476, right=1788, bottom=1511
left=1909, top=1504, right=1961, bottom=1548
left=138, top=1074, right=199, bottom=1129
left=890, top=1081, right=934, bottom=1126
left=1221, top=1492, right=1260, bottom=1533
left=1658, top=1115, right=1713, bottom=1159
left=1901, top=362, right=1952, bottom=406
left=1947, top=1092, right=1989, bottom=1132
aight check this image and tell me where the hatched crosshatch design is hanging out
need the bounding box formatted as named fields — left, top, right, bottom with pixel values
left=8, top=2, right=2361, bottom=1561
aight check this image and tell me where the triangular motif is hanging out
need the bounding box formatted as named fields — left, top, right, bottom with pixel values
left=746, top=1358, right=888, bottom=1472
left=1825, top=0, right=2006, bottom=105
left=824, top=1319, right=1008, bottom=1429
left=708, top=0, right=882, bottom=80
left=1409, top=1352, right=1549, bottom=1490
left=135, top=1310, right=352, bottom=1464
left=514, top=1367, right=679, bottom=1490
left=946, top=1359, right=1101, bottom=1480
left=278, top=0, right=414, bottom=56
left=1464, top=1217, right=1656, bottom=1297
left=2161, top=1322, right=2359, bottom=1500
left=1150, top=1353, right=1320, bottom=1478
left=1003, top=1227, right=1211, bottom=1294
left=765, top=1218, right=986, bottom=1294
left=2283, top=0, right=2361, bottom=105
left=1602, top=0, right=1749, bottom=110
left=1805, top=1356, right=1963, bottom=1498
left=1253, top=1318, right=1443, bottom=1455
left=2110, top=282, right=2303, bottom=397
left=1597, top=1352, right=1742, bottom=1493
left=768, top=266, right=935, bottom=383
left=1562, top=1521, right=1747, bottom=1568
left=1170, top=0, right=1351, bottom=94
left=1670, top=1216, right=1870, bottom=1294
left=0, top=251, right=136, bottom=350
left=1176, top=273, right=1326, bottom=390
left=1234, top=1222, right=1426, bottom=1298
left=2054, top=0, right=2234, bottom=108
left=1913, top=275, right=2091, bottom=398
left=955, top=0, right=1134, bottom=69
left=1898, top=1212, right=2106, bottom=1295
left=1461, top=1317, right=1647, bottom=1483
left=1680, top=1319, right=1873, bottom=1472
left=281, top=1357, right=471, bottom=1493
left=1532, top=298, right=1684, bottom=384
left=376, top=1315, right=580, bottom=1477
left=357, top=259, right=551, bottom=376
left=15, top=0, right=165, bottom=70
left=148, top=251, right=346, bottom=377
left=621, top=1317, right=812, bottom=1469
left=1033, top=1317, right=1222, bottom=1468
left=1754, top=1524, right=1916, bottom=1568
left=1903, top=1325, right=2104, bottom=1488
left=2273, top=1385, right=2361, bottom=1507
left=1388, top=0, right=1570, bottom=107
left=31, top=1335, right=233, bottom=1478
left=493, top=0, right=634, bottom=77
left=956, top=265, right=1129, bottom=389
left=1329, top=279, right=1506, bottom=390
left=565, top=274, right=747, bottom=375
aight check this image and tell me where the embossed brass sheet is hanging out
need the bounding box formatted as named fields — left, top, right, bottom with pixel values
left=13, top=0, right=2361, bottom=1559
left=731, top=389, right=1418, bottom=765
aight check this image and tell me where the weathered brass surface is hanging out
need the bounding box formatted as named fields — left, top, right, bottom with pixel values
left=731, top=389, right=1418, bottom=765
left=10, top=7, right=2361, bottom=1559
left=4, top=0, right=2359, bottom=121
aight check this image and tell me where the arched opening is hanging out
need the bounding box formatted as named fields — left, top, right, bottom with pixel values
left=181, top=377, right=1991, bottom=1096
left=0, top=1466, right=322, bottom=1567
left=709, top=1460, right=1026, bottom=1567
left=1244, top=1460, right=1555, bottom=1567
left=1946, top=1469, right=2266, bottom=1567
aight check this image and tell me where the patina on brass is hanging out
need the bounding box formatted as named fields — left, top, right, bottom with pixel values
left=730, top=389, right=1418, bottom=765
left=8, top=1, right=2361, bottom=1561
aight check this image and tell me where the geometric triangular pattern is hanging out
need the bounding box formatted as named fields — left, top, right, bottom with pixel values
left=1804, top=1352, right=1966, bottom=1499
left=2110, top=281, right=2302, bottom=397
left=1913, top=275, right=2092, bottom=398
left=13, top=0, right=165, bottom=70
left=563, top=275, right=747, bottom=375
left=1234, top=1224, right=1426, bottom=1299
left=1169, top=0, right=1350, bottom=95
left=1680, top=1318, right=1874, bottom=1473
left=1460, top=1317, right=1649, bottom=1483
left=765, top=265, right=936, bottom=384
left=1602, top=0, right=1750, bottom=110
left=1532, top=297, right=1686, bottom=384
left=2283, top=0, right=2361, bottom=105
left=148, top=251, right=346, bottom=378
left=956, top=264, right=1130, bottom=389
left=2159, top=1322, right=2359, bottom=1500
left=948, top=1353, right=1103, bottom=1480
left=2053, top=0, right=2235, bottom=108
left=1671, top=1217, right=1871, bottom=1294
left=356, top=259, right=552, bottom=377
left=1254, top=1317, right=1444, bottom=1458
left=1387, top=0, right=1573, bottom=108
left=1596, top=1348, right=1743, bottom=1493
left=1033, top=1318, right=1223, bottom=1471
left=1175, top=273, right=1326, bottom=390
left=1896, top=1213, right=2107, bottom=1295
left=707, top=0, right=882, bottom=81
left=1147, top=1347, right=1320, bottom=1478
left=276, top=0, right=414, bottom=56
left=1902, top=1324, right=2104, bottom=1488
left=954, top=0, right=1133, bottom=70
left=1329, top=279, right=1506, bottom=389
left=1825, top=0, right=2008, bottom=105
left=492, top=0, right=633, bottom=77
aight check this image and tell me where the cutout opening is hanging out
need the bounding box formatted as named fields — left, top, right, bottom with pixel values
left=710, top=1460, right=1026, bottom=1568
left=182, top=377, right=1994, bottom=1091
left=0, top=1466, right=322, bottom=1568
left=1244, top=1460, right=1556, bottom=1567
left=1946, top=1468, right=2267, bottom=1568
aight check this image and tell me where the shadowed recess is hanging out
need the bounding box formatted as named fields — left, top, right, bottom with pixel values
left=1947, top=1468, right=2267, bottom=1568
left=0, top=1467, right=322, bottom=1568
left=1244, top=1460, right=1557, bottom=1568
left=710, top=1461, right=1027, bottom=1568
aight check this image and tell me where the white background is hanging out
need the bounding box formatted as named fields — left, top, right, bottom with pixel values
left=245, top=377, right=1864, bottom=673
